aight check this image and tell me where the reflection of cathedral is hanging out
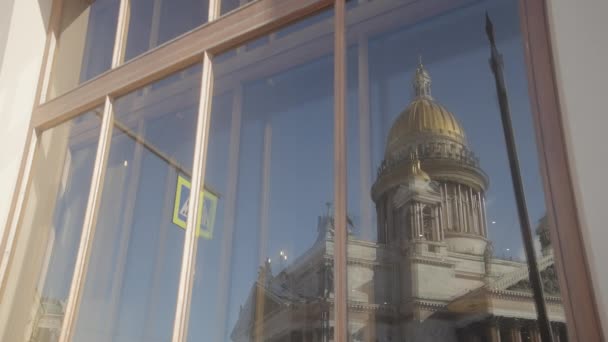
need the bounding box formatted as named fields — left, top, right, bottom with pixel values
left=231, top=62, right=567, bottom=342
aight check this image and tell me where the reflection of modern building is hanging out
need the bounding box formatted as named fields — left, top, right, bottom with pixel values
left=231, top=62, right=567, bottom=342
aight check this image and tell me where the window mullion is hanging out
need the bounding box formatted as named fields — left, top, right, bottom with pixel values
left=171, top=4, right=220, bottom=340
left=59, top=96, right=115, bottom=342
left=209, top=0, right=221, bottom=22
left=333, top=0, right=347, bottom=340
left=171, top=51, right=215, bottom=342
left=113, top=0, right=131, bottom=67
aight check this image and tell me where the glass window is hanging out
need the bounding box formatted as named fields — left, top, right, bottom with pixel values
left=124, top=0, right=209, bottom=62
left=187, top=9, right=335, bottom=342
left=72, top=64, right=202, bottom=342
left=344, top=0, right=569, bottom=341
left=5, top=1, right=583, bottom=341
left=0, top=111, right=102, bottom=342
left=220, top=0, right=254, bottom=16
left=48, top=0, right=120, bottom=99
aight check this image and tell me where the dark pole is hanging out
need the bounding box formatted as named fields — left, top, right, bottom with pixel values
left=485, top=13, right=554, bottom=342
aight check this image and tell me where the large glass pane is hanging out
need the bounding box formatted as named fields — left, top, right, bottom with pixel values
left=73, top=64, right=202, bottom=342
left=48, top=0, right=120, bottom=99
left=124, top=0, right=209, bottom=61
left=345, top=0, right=569, bottom=341
left=0, top=111, right=102, bottom=342
left=220, top=0, right=253, bottom=16
left=187, top=9, right=335, bottom=342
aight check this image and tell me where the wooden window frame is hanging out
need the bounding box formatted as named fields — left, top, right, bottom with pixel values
left=518, top=1, right=604, bottom=341
left=0, top=0, right=602, bottom=341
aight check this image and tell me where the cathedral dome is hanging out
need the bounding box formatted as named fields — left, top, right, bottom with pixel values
left=373, top=59, right=489, bottom=257
left=385, top=61, right=467, bottom=162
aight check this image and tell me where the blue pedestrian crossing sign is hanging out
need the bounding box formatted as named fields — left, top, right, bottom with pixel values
left=173, top=174, right=218, bottom=239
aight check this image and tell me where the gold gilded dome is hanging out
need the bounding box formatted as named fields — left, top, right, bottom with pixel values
left=385, top=60, right=467, bottom=160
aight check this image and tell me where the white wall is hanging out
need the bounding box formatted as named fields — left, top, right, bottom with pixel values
left=0, top=0, right=16, bottom=70
left=0, top=0, right=52, bottom=239
left=546, top=0, right=608, bottom=337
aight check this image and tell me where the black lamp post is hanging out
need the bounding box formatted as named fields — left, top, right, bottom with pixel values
left=485, top=13, right=554, bottom=342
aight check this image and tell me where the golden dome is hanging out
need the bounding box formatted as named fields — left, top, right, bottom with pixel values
left=385, top=61, right=467, bottom=160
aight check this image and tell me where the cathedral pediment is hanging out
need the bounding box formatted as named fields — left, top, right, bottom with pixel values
left=505, top=264, right=561, bottom=296
left=489, top=254, right=556, bottom=293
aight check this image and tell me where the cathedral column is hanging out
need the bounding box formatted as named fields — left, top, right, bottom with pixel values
left=466, top=187, right=472, bottom=233
left=454, top=186, right=460, bottom=232
left=462, top=186, right=468, bottom=233
left=434, top=206, right=441, bottom=241
left=421, top=204, right=427, bottom=239
left=457, top=184, right=464, bottom=232
left=409, top=203, right=415, bottom=240
left=469, top=188, right=478, bottom=234
left=508, top=323, right=522, bottom=342
left=421, top=203, right=426, bottom=238
left=464, top=187, right=470, bottom=233
left=481, top=195, right=488, bottom=237
left=438, top=204, right=445, bottom=240
left=552, top=324, right=562, bottom=342
left=458, top=185, right=465, bottom=232
left=443, top=183, right=452, bottom=230
left=444, top=184, right=450, bottom=230
left=414, top=203, right=422, bottom=240
left=530, top=324, right=541, bottom=342
left=477, top=193, right=485, bottom=237
left=487, top=321, right=501, bottom=342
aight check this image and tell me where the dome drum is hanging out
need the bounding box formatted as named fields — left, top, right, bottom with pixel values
left=374, top=156, right=488, bottom=198
left=419, top=159, right=488, bottom=192
left=382, top=139, right=480, bottom=170
left=443, top=232, right=488, bottom=255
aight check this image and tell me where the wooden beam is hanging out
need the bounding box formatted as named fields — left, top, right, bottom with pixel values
left=32, top=0, right=333, bottom=131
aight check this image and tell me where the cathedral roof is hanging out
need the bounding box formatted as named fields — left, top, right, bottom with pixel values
left=385, top=60, right=468, bottom=162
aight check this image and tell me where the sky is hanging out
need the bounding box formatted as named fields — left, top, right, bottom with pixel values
left=42, top=0, right=551, bottom=341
